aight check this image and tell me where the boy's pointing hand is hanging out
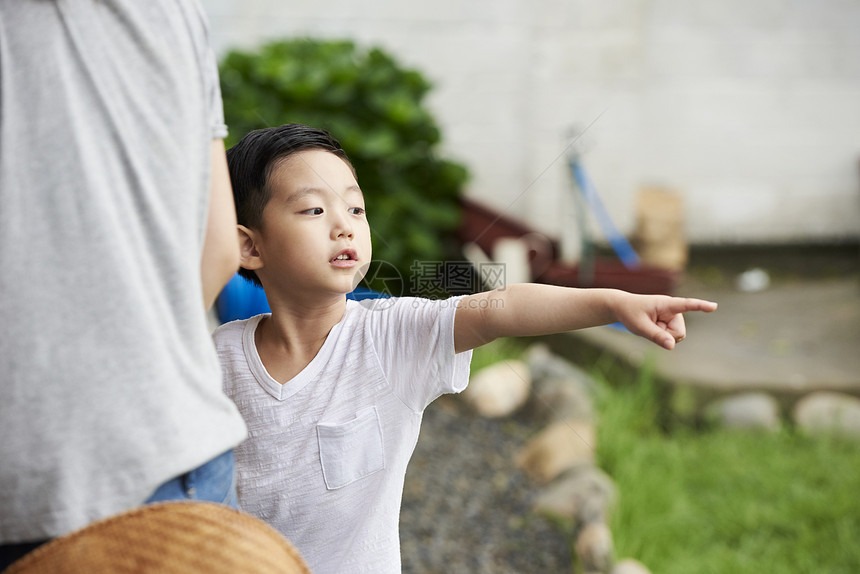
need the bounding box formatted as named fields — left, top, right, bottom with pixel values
left=618, top=296, right=718, bottom=351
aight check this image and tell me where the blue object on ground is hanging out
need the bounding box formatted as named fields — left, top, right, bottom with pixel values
left=568, top=159, right=641, bottom=270
left=606, top=322, right=631, bottom=333
left=216, top=274, right=387, bottom=324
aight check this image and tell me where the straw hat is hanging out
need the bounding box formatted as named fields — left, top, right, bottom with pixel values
left=6, top=502, right=311, bottom=573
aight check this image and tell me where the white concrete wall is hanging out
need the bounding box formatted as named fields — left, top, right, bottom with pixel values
left=202, top=0, right=860, bottom=245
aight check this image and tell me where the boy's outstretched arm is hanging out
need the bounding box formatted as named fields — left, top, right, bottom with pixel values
left=454, top=284, right=717, bottom=353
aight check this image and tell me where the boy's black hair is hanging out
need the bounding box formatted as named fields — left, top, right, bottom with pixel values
left=226, top=123, right=355, bottom=286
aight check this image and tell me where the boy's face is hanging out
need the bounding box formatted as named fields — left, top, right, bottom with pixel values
left=254, top=149, right=372, bottom=298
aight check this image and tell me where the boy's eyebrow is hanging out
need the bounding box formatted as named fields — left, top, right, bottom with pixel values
left=285, top=187, right=323, bottom=203
left=286, top=185, right=363, bottom=203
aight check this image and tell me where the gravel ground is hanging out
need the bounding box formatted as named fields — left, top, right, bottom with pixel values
left=400, top=396, right=573, bottom=574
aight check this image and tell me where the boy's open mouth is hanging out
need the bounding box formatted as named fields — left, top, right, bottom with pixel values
left=330, top=249, right=357, bottom=266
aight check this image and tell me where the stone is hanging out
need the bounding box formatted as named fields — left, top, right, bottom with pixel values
left=525, top=343, right=597, bottom=422
left=515, top=419, right=595, bottom=483
left=461, top=360, right=531, bottom=418
left=612, top=558, right=652, bottom=574
left=735, top=268, right=771, bottom=292
left=531, top=375, right=595, bottom=423
left=533, top=466, right=615, bottom=525
left=793, top=391, right=860, bottom=439
left=575, top=522, right=613, bottom=574
left=526, top=343, right=578, bottom=381
left=704, top=392, right=781, bottom=431
left=526, top=343, right=597, bottom=384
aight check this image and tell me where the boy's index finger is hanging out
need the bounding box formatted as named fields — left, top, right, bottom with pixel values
left=669, top=297, right=718, bottom=314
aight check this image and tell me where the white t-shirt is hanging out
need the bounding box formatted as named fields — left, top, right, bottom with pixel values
left=213, top=297, right=473, bottom=574
left=0, top=0, right=247, bottom=541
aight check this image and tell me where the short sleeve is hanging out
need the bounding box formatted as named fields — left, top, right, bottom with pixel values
left=203, top=44, right=228, bottom=140
left=365, top=297, right=473, bottom=412
left=186, top=0, right=228, bottom=140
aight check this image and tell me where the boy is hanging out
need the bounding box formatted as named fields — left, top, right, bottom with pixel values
left=214, top=123, right=717, bottom=573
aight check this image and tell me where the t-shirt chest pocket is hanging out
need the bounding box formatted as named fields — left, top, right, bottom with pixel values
left=316, top=406, right=385, bottom=490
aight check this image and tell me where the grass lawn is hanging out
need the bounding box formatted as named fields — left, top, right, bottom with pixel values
left=471, top=341, right=860, bottom=573
left=594, top=364, right=860, bottom=574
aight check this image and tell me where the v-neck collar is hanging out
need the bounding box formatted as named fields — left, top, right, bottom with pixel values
left=242, top=309, right=349, bottom=401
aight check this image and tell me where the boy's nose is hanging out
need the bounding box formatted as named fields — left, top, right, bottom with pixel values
left=331, top=212, right=354, bottom=239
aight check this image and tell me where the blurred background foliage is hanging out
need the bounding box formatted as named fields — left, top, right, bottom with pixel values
left=219, top=38, right=469, bottom=295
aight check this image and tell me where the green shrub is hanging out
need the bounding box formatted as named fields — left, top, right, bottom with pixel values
left=219, top=38, right=469, bottom=294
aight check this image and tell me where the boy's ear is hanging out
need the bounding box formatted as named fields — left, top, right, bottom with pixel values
left=237, top=224, right=264, bottom=271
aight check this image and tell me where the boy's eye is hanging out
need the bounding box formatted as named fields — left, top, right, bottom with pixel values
left=348, top=207, right=366, bottom=216
left=300, top=207, right=324, bottom=215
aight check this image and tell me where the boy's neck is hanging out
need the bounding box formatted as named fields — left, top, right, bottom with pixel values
left=254, top=295, right=347, bottom=384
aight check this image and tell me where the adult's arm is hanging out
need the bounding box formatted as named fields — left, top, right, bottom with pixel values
left=200, top=139, right=240, bottom=309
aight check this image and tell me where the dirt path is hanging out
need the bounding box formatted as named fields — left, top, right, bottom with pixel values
left=400, top=397, right=572, bottom=573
